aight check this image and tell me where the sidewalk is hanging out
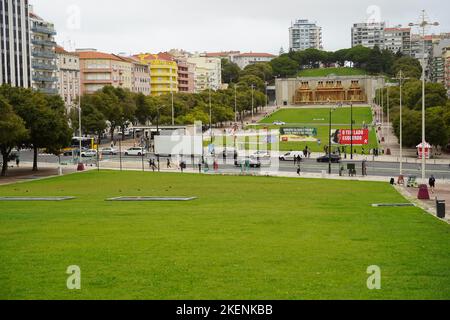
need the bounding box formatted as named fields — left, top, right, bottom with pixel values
left=0, top=162, right=79, bottom=186
left=396, top=184, right=450, bottom=223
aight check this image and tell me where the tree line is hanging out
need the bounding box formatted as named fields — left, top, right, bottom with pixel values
left=222, top=46, right=423, bottom=83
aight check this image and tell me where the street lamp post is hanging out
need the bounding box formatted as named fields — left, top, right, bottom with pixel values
left=209, top=78, right=213, bottom=143
left=394, top=70, right=410, bottom=175
left=234, top=83, right=238, bottom=124
left=251, top=84, right=255, bottom=123
left=409, top=10, right=439, bottom=181
left=171, top=89, right=174, bottom=126
left=265, top=81, right=269, bottom=109
left=350, top=103, right=354, bottom=160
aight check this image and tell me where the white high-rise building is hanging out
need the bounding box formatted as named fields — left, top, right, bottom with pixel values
left=29, top=8, right=58, bottom=94
left=351, top=22, right=386, bottom=49
left=187, top=55, right=222, bottom=93
left=289, top=19, right=323, bottom=51
left=383, top=27, right=412, bottom=55
left=0, top=0, right=32, bottom=88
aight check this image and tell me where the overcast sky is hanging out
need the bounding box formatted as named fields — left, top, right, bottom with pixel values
left=30, top=0, right=449, bottom=55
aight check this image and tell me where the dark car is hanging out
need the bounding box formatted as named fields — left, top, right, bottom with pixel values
left=317, top=154, right=341, bottom=163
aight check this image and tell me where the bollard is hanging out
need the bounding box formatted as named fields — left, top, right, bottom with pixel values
left=417, top=184, right=430, bottom=200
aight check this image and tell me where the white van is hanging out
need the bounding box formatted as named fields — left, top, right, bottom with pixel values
left=279, top=151, right=305, bottom=161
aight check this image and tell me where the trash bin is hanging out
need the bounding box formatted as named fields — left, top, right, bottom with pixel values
left=436, top=200, right=446, bottom=219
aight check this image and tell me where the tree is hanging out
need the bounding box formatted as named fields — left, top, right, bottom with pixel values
left=345, top=46, right=372, bottom=68
left=238, top=75, right=266, bottom=93
left=392, top=56, right=422, bottom=79
left=269, top=55, right=299, bottom=77
left=135, top=93, right=151, bottom=125
left=221, top=58, right=241, bottom=83
left=240, top=63, right=273, bottom=82
left=366, top=46, right=383, bottom=74
left=426, top=107, right=448, bottom=147
left=0, top=96, right=28, bottom=176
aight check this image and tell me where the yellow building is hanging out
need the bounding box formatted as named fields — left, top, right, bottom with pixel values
left=134, top=53, right=178, bottom=96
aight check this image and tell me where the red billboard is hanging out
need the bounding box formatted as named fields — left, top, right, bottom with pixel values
left=334, top=129, right=369, bottom=145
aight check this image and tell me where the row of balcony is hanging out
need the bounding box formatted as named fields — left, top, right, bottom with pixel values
left=31, top=39, right=56, bottom=47
left=33, top=75, right=58, bottom=83
left=31, top=25, right=57, bottom=36
left=37, top=87, right=58, bottom=95
left=32, top=50, right=56, bottom=59
left=32, top=62, right=57, bottom=71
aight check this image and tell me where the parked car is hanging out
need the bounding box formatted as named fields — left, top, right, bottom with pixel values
left=235, top=157, right=262, bottom=168
left=279, top=151, right=305, bottom=161
left=81, top=149, right=97, bottom=158
left=101, top=147, right=118, bottom=155
left=124, top=147, right=146, bottom=156
left=273, top=121, right=286, bottom=126
left=317, top=154, right=341, bottom=163
left=251, top=151, right=271, bottom=160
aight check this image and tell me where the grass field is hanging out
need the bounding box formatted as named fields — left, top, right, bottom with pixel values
left=1, top=171, right=449, bottom=300
left=298, top=67, right=367, bottom=77
left=257, top=107, right=378, bottom=153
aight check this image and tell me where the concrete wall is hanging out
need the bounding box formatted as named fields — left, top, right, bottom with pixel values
left=275, top=75, right=385, bottom=106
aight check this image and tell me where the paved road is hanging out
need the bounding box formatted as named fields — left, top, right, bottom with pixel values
left=16, top=150, right=450, bottom=180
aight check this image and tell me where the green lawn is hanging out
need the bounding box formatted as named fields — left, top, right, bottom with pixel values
left=0, top=171, right=449, bottom=300
left=298, top=67, right=367, bottom=77
left=257, top=107, right=377, bottom=153
left=260, top=107, right=373, bottom=125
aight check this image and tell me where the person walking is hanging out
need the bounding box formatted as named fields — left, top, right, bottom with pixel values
left=15, top=157, right=20, bottom=168
left=296, top=165, right=301, bottom=176
left=429, top=175, right=436, bottom=193
left=167, top=158, right=171, bottom=169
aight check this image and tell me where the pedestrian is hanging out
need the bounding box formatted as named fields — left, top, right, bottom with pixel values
left=294, top=156, right=297, bottom=165
left=429, top=175, right=436, bottom=193
left=15, top=157, right=20, bottom=168
left=297, top=155, right=301, bottom=164
left=167, top=158, right=171, bottom=169
left=296, top=165, right=301, bottom=176
left=198, top=163, right=202, bottom=173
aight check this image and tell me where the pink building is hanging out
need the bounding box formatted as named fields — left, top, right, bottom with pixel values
left=175, top=56, right=195, bottom=93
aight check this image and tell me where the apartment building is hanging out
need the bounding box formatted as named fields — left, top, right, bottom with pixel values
left=384, top=27, right=411, bottom=55
left=187, top=55, right=222, bottom=92
left=351, top=22, right=385, bottom=49
left=134, top=53, right=178, bottom=96
left=429, top=39, right=450, bottom=84
left=289, top=19, right=323, bottom=51
left=174, top=56, right=195, bottom=93
left=78, top=50, right=133, bottom=94
left=55, top=46, right=80, bottom=110
left=444, top=46, right=450, bottom=97
left=0, top=0, right=31, bottom=88
left=118, top=56, right=151, bottom=95
left=29, top=10, right=58, bottom=94
left=233, top=53, right=277, bottom=70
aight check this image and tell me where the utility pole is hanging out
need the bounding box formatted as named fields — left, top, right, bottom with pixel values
left=350, top=103, right=354, bottom=160
left=409, top=10, right=439, bottom=181
left=171, top=89, right=174, bottom=126
left=209, top=78, right=213, bottom=143
left=251, top=84, right=255, bottom=123
left=394, top=70, right=410, bottom=176
left=234, top=83, right=238, bottom=124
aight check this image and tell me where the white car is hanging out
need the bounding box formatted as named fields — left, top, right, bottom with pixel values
left=124, top=147, right=146, bottom=156
left=81, top=149, right=97, bottom=158
left=273, top=121, right=286, bottom=126
left=251, top=151, right=271, bottom=160
left=279, top=151, right=305, bottom=161
left=101, top=147, right=118, bottom=155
